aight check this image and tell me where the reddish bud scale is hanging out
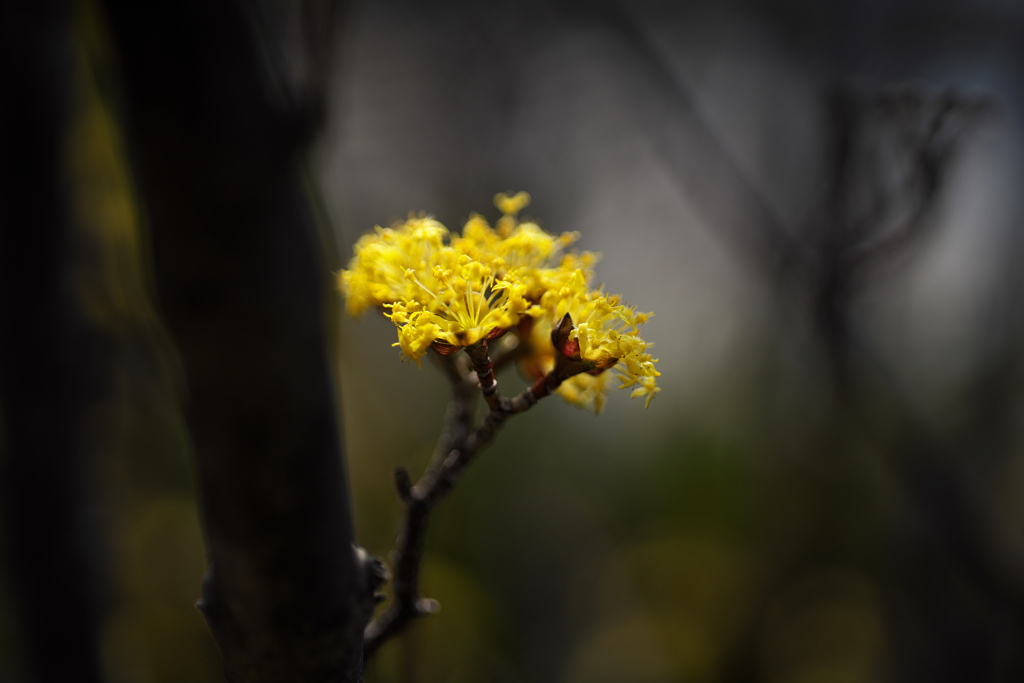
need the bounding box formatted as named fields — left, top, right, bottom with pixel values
left=551, top=313, right=580, bottom=359
left=430, top=340, right=461, bottom=356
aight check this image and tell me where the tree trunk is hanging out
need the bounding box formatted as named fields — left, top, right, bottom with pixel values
left=98, top=1, right=370, bottom=680
left=0, top=2, right=107, bottom=682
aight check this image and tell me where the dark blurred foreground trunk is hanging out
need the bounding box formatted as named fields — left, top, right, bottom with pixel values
left=3, top=0, right=372, bottom=681
left=0, top=2, right=106, bottom=682
left=97, top=1, right=372, bottom=681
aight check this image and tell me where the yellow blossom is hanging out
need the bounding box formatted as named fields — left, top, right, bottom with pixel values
left=521, top=315, right=617, bottom=414
left=451, top=194, right=596, bottom=300
left=338, top=216, right=447, bottom=316
left=494, top=191, right=532, bottom=218
left=540, top=271, right=661, bottom=408
left=385, top=248, right=538, bottom=361
left=560, top=373, right=615, bottom=414
left=339, top=193, right=660, bottom=408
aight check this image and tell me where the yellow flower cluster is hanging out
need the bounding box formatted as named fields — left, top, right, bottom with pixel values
left=339, top=192, right=660, bottom=411
left=541, top=272, right=660, bottom=410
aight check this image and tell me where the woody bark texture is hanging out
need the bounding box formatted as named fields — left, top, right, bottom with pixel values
left=99, top=0, right=370, bottom=681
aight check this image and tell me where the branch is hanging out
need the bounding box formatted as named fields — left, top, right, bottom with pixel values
left=363, top=356, right=473, bottom=657
left=364, top=343, right=577, bottom=658
left=591, top=0, right=809, bottom=284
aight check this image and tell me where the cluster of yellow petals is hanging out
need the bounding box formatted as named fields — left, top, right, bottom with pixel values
left=386, top=254, right=537, bottom=360
left=519, top=316, right=618, bottom=414
left=339, top=217, right=449, bottom=318
left=532, top=271, right=660, bottom=411
left=339, top=192, right=660, bottom=411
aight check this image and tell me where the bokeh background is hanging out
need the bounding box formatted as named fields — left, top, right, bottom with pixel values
left=3, top=0, right=1024, bottom=682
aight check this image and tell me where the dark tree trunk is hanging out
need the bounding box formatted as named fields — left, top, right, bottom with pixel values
left=0, top=2, right=107, bottom=682
left=97, top=1, right=369, bottom=680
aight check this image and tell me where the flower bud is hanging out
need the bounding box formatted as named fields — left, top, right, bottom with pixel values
left=551, top=313, right=580, bottom=359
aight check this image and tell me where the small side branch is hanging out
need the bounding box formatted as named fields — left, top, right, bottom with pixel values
left=466, top=341, right=503, bottom=411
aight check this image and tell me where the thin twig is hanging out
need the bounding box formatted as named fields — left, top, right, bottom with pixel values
left=363, top=353, right=475, bottom=656
left=364, top=342, right=580, bottom=658
left=466, top=342, right=503, bottom=412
